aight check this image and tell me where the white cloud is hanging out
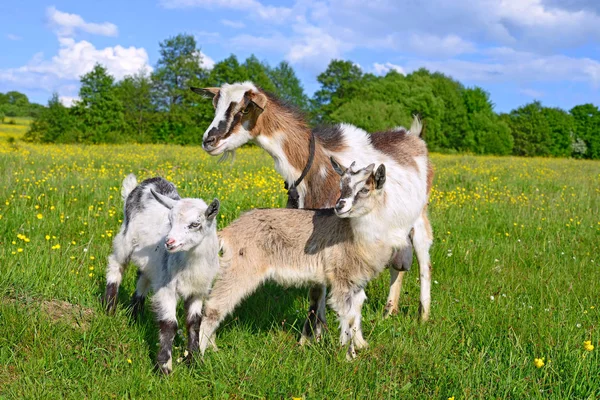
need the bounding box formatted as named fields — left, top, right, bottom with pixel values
left=407, top=34, right=475, bottom=57
left=46, top=6, right=118, bottom=37
left=59, top=96, right=79, bottom=107
left=7, top=34, right=22, bottom=41
left=221, top=19, right=245, bottom=29
left=373, top=62, right=405, bottom=75
left=198, top=51, right=215, bottom=69
left=519, top=88, right=544, bottom=98
left=0, top=37, right=151, bottom=91
left=159, top=0, right=292, bottom=22
left=404, top=50, right=600, bottom=86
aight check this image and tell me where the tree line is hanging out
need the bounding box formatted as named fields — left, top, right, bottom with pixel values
left=11, top=33, right=599, bottom=159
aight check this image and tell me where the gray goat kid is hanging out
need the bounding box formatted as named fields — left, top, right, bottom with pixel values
left=102, top=174, right=220, bottom=374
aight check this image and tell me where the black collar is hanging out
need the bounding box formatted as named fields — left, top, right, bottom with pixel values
left=285, top=131, right=316, bottom=209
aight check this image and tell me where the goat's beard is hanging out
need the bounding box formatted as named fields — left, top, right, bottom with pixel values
left=218, top=150, right=236, bottom=165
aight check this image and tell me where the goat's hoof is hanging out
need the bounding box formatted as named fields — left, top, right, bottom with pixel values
left=354, top=339, right=369, bottom=350
left=383, top=308, right=397, bottom=319
left=345, top=347, right=357, bottom=361
left=157, top=363, right=172, bottom=375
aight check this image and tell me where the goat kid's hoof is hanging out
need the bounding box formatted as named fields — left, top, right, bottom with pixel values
left=345, top=347, right=357, bottom=361
left=156, top=359, right=173, bottom=375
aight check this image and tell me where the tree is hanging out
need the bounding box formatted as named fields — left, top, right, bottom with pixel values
left=312, top=60, right=363, bottom=122
left=542, top=107, right=574, bottom=157
left=463, top=87, right=513, bottom=155
left=151, top=34, right=210, bottom=144
left=242, top=55, right=276, bottom=92
left=115, top=69, right=156, bottom=142
left=507, top=101, right=552, bottom=157
left=72, top=63, right=125, bottom=143
left=25, top=93, right=77, bottom=142
left=570, top=104, right=600, bottom=159
left=267, top=61, right=310, bottom=111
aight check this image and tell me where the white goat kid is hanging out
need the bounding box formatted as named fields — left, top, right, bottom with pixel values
left=102, top=175, right=220, bottom=374
left=198, top=158, right=416, bottom=360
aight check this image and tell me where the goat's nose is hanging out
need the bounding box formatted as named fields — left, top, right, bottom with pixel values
left=335, top=200, right=346, bottom=211
left=203, top=136, right=217, bottom=147
left=165, top=238, right=176, bottom=246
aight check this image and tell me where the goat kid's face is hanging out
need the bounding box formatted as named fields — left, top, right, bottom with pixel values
left=191, top=84, right=268, bottom=156
left=331, top=157, right=386, bottom=218
left=150, top=189, right=220, bottom=253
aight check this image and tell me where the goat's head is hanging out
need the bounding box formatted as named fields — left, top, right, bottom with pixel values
left=150, top=189, right=220, bottom=253
left=331, top=157, right=386, bottom=218
left=191, top=82, right=267, bottom=156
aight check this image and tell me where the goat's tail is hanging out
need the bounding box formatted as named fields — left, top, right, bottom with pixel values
left=121, top=174, right=138, bottom=202
left=408, top=115, right=423, bottom=137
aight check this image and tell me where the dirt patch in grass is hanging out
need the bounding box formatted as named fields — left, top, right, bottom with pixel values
left=2, top=296, right=94, bottom=330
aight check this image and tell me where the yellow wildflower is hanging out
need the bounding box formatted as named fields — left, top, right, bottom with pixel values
left=37, top=213, right=43, bottom=219
left=534, top=358, right=544, bottom=368
left=584, top=341, right=594, bottom=352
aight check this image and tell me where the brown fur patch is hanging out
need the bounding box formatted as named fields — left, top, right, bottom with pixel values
left=370, top=130, right=428, bottom=169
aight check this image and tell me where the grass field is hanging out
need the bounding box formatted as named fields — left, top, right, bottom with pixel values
left=1, top=124, right=599, bottom=398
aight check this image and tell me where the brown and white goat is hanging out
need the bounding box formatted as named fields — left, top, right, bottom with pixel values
left=192, top=82, right=434, bottom=330
left=198, top=158, right=415, bottom=359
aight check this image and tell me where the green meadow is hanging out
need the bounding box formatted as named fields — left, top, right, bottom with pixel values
left=0, top=120, right=599, bottom=398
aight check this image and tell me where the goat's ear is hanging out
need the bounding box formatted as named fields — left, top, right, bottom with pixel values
left=330, top=157, right=346, bottom=176
left=364, top=163, right=375, bottom=175
left=205, top=198, right=220, bottom=221
left=150, top=188, right=177, bottom=210
left=250, top=92, right=268, bottom=112
left=374, top=164, right=386, bottom=189
left=190, top=87, right=219, bottom=99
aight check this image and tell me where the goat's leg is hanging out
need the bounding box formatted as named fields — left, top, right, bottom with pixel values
left=384, top=244, right=412, bottom=318
left=329, top=287, right=367, bottom=360
left=300, top=284, right=327, bottom=345
left=130, top=270, right=150, bottom=320
left=184, top=295, right=203, bottom=359
left=103, top=231, right=131, bottom=314
left=413, top=212, right=433, bottom=321
left=153, top=286, right=178, bottom=375
left=198, top=269, right=263, bottom=355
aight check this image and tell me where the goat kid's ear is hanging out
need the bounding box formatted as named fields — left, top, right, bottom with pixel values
left=150, top=188, right=177, bottom=210
left=190, top=87, right=219, bottom=99
left=330, top=157, right=346, bottom=176
left=205, top=198, right=220, bottom=221
left=374, top=164, right=386, bottom=189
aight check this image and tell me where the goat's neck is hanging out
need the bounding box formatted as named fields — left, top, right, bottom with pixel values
left=350, top=200, right=407, bottom=248
left=178, top=233, right=219, bottom=268
left=253, top=105, right=315, bottom=186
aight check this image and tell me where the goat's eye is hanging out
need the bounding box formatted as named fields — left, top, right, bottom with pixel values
left=359, top=187, right=369, bottom=194
left=188, top=222, right=201, bottom=229
left=241, top=107, right=250, bottom=115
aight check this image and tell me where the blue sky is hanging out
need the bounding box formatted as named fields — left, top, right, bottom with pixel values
left=1, top=0, right=600, bottom=112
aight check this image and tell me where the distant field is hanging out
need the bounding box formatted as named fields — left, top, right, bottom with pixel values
left=0, top=135, right=599, bottom=398
left=0, top=117, right=31, bottom=140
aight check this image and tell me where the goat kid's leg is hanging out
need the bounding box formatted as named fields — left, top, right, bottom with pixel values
left=384, top=244, right=412, bottom=318
left=199, top=270, right=263, bottom=355
left=300, top=284, right=327, bottom=345
left=153, top=286, right=178, bottom=375
left=184, top=296, right=203, bottom=360
left=103, top=232, right=130, bottom=314
left=413, top=213, right=433, bottom=321
left=130, top=271, right=150, bottom=320
left=330, top=287, right=368, bottom=361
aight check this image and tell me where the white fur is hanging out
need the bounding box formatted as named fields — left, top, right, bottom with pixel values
left=202, top=81, right=258, bottom=155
